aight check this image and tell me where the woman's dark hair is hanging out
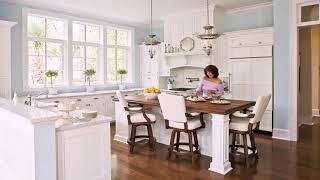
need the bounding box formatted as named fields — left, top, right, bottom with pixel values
left=204, top=65, right=219, bottom=78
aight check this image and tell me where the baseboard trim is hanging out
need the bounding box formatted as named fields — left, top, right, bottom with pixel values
left=272, top=128, right=290, bottom=141
left=312, top=109, right=319, bottom=116
left=114, top=135, right=128, bottom=144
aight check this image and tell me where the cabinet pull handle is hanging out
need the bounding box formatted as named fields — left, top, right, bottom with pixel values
left=258, top=42, right=262, bottom=44
left=54, top=100, right=59, bottom=103
left=94, top=97, right=99, bottom=100
left=77, top=99, right=81, bottom=101
left=86, top=104, right=90, bottom=107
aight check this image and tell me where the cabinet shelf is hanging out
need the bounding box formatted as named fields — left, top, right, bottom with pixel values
left=163, top=50, right=206, bottom=58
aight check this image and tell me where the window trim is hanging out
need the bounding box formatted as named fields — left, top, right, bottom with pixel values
left=22, top=8, right=136, bottom=92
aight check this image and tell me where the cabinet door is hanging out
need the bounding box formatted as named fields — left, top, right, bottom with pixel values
left=141, top=75, right=159, bottom=88
left=232, top=84, right=252, bottom=101
left=229, top=47, right=251, bottom=59
left=230, top=60, right=251, bottom=84
left=251, top=46, right=273, bottom=57
left=57, top=123, right=111, bottom=180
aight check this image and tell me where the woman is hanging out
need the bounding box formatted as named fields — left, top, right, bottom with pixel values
left=195, top=65, right=224, bottom=97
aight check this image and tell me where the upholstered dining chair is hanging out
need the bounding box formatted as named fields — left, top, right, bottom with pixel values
left=158, top=93, right=205, bottom=164
left=229, top=94, right=271, bottom=166
left=116, top=91, right=156, bottom=153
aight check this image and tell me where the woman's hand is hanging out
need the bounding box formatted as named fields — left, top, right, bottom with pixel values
left=193, top=91, right=200, bottom=96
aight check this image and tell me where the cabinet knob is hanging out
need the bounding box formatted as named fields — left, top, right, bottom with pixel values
left=86, top=104, right=90, bottom=107
left=94, top=97, right=99, bottom=100
left=258, top=42, right=262, bottom=44
left=76, top=99, right=81, bottom=102
left=54, top=100, right=59, bottom=103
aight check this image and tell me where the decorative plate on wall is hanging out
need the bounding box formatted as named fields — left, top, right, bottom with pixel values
left=180, top=37, right=195, bottom=52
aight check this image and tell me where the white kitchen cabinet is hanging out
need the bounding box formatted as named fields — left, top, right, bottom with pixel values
left=0, top=20, right=16, bottom=99
left=140, top=45, right=162, bottom=87
left=57, top=121, right=111, bottom=180
left=228, top=27, right=273, bottom=133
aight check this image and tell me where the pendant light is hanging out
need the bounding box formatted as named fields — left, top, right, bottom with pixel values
left=144, top=0, right=161, bottom=59
left=196, top=0, right=220, bottom=56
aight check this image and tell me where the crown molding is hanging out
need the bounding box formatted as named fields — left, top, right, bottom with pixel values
left=225, top=2, right=273, bottom=15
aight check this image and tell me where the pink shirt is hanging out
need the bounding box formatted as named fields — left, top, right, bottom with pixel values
left=196, top=79, right=224, bottom=96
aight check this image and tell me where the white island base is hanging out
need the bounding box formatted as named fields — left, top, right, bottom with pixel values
left=115, top=102, right=236, bottom=175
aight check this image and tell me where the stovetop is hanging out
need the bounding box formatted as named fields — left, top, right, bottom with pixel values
left=169, top=88, right=195, bottom=92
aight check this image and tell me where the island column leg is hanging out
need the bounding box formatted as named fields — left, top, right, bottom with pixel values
left=209, top=114, right=232, bottom=175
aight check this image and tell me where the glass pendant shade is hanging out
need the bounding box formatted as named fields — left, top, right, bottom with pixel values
left=196, top=0, right=221, bottom=56
left=144, top=0, right=160, bottom=59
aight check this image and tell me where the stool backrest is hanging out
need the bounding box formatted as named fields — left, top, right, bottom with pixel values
left=158, top=93, right=187, bottom=123
left=250, top=94, right=271, bottom=124
left=116, top=91, right=129, bottom=116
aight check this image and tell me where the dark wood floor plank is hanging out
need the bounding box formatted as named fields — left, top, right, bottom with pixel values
left=111, top=117, right=320, bottom=180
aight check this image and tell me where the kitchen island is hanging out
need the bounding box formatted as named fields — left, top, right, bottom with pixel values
left=0, top=97, right=112, bottom=180
left=114, top=95, right=255, bottom=175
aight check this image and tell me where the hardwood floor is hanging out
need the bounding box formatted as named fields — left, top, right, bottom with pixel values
left=111, top=123, right=320, bottom=180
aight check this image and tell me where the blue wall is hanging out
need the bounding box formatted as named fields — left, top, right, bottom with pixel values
left=224, top=5, right=274, bottom=32
left=273, top=0, right=290, bottom=130
left=0, top=2, right=150, bottom=95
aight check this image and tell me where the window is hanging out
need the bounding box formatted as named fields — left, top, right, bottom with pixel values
left=27, top=14, right=66, bottom=87
left=24, top=10, right=134, bottom=89
left=105, top=28, right=131, bottom=82
left=72, top=22, right=103, bottom=85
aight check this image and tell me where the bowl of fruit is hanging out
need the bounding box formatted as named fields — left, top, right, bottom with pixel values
left=143, top=87, right=161, bottom=100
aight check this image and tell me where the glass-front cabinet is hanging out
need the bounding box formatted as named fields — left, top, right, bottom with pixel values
left=298, top=1, right=320, bottom=26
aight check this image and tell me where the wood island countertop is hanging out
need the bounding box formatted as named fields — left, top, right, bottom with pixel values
left=125, top=95, right=255, bottom=115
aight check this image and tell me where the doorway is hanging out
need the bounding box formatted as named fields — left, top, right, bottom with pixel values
left=298, top=25, right=320, bottom=127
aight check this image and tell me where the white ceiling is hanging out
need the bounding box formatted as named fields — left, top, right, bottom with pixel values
left=2, top=0, right=272, bottom=26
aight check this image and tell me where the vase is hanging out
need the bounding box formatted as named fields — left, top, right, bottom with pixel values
left=118, top=84, right=126, bottom=90
left=86, top=86, right=95, bottom=93
left=48, top=88, right=58, bottom=95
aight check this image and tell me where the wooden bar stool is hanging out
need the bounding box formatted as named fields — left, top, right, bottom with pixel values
left=158, top=93, right=205, bottom=164
left=116, top=91, right=156, bottom=153
left=229, top=94, right=271, bottom=166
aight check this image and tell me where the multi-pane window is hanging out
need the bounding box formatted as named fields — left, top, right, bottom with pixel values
left=27, top=14, right=66, bottom=87
left=72, top=22, right=103, bottom=85
left=25, top=11, right=133, bottom=89
left=105, top=28, right=131, bottom=82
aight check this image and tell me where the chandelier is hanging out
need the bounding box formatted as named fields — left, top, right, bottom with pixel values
left=144, top=0, right=161, bottom=59
left=196, top=0, right=221, bottom=56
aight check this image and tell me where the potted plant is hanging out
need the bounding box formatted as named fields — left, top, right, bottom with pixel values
left=84, top=68, right=96, bottom=92
left=45, top=70, right=59, bottom=95
left=117, top=69, right=127, bottom=90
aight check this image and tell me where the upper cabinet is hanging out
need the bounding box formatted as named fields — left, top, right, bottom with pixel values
left=226, top=27, right=273, bottom=59
left=162, top=6, right=216, bottom=50
left=298, top=1, right=320, bottom=26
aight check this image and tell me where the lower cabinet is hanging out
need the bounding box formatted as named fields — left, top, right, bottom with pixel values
left=56, top=123, right=111, bottom=180
left=36, top=90, right=142, bottom=121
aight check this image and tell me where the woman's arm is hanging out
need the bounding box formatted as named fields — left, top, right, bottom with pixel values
left=195, top=80, right=204, bottom=95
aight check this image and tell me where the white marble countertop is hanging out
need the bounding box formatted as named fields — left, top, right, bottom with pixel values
left=35, top=88, right=143, bottom=99
left=55, top=115, right=113, bottom=132
left=0, top=97, right=62, bottom=124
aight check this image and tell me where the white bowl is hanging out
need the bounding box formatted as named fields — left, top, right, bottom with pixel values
left=143, top=93, right=159, bottom=100
left=82, top=110, right=98, bottom=119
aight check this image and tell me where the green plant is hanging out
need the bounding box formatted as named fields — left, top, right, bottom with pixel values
left=84, top=68, right=96, bottom=86
left=45, top=70, right=58, bottom=87
left=117, top=69, right=127, bottom=83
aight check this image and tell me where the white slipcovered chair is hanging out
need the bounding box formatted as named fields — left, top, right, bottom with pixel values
left=229, top=94, right=271, bottom=166
left=158, top=93, right=205, bottom=164
left=116, top=91, right=156, bottom=153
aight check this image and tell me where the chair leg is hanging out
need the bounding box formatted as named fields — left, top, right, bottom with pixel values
left=188, top=132, right=195, bottom=164
left=146, top=124, right=155, bottom=150
left=175, top=132, right=180, bottom=151
left=129, top=125, right=137, bottom=153
left=242, top=134, right=249, bottom=167
left=193, top=132, right=199, bottom=151
left=231, top=132, right=236, bottom=153
left=168, top=130, right=176, bottom=159
left=249, top=133, right=259, bottom=159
